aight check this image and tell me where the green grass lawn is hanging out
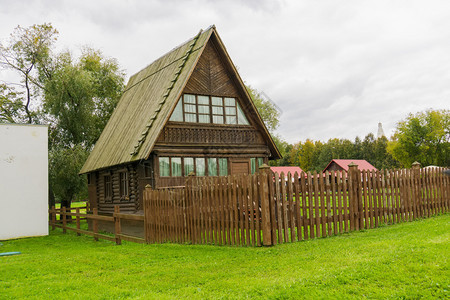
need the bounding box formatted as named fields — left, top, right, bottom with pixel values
left=1, top=214, right=448, bottom=299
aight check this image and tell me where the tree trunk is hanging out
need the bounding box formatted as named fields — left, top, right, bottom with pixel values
left=48, top=187, right=55, bottom=221
left=60, top=198, right=72, bottom=221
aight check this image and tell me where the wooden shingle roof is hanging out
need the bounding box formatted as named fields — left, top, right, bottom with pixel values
left=81, top=26, right=280, bottom=174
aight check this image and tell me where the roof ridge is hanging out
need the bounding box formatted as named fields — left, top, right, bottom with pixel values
left=130, top=30, right=203, bottom=156
left=129, top=28, right=206, bottom=79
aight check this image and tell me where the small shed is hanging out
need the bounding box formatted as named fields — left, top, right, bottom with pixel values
left=323, top=159, right=377, bottom=173
left=0, top=123, right=48, bottom=240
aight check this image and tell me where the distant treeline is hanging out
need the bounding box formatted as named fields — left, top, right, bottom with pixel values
left=271, top=109, right=449, bottom=172
left=272, top=133, right=399, bottom=172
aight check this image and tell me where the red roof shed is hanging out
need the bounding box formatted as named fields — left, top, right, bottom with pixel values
left=270, top=166, right=304, bottom=175
left=323, top=159, right=377, bottom=173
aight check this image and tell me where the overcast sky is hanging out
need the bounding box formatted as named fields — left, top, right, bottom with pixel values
left=1, top=0, right=449, bottom=144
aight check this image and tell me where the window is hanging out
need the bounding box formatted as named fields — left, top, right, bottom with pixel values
left=251, top=158, right=265, bottom=174
left=184, top=157, right=194, bottom=176
left=212, top=97, right=224, bottom=124
left=171, top=157, right=182, bottom=177
left=250, top=158, right=256, bottom=174
left=144, top=163, right=152, bottom=178
left=159, top=156, right=229, bottom=177
left=169, top=94, right=249, bottom=125
left=258, top=158, right=264, bottom=167
left=159, top=157, right=170, bottom=177
left=218, top=158, right=228, bottom=176
left=104, top=175, right=112, bottom=200
left=170, top=100, right=183, bottom=121
left=196, top=158, right=205, bottom=176
left=208, top=158, right=217, bottom=176
left=119, top=172, right=129, bottom=197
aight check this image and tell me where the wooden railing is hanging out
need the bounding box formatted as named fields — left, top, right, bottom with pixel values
left=49, top=206, right=145, bottom=245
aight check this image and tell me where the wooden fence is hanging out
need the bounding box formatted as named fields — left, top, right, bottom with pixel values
left=49, top=206, right=145, bottom=245
left=144, top=164, right=449, bottom=246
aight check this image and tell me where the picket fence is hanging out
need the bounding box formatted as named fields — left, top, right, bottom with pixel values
left=144, top=164, right=449, bottom=246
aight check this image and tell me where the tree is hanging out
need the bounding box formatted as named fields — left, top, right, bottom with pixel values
left=49, top=145, right=89, bottom=207
left=0, top=84, right=25, bottom=123
left=388, top=109, right=449, bottom=167
left=1, top=23, right=125, bottom=209
left=246, top=85, right=280, bottom=133
left=0, top=23, right=58, bottom=123
left=44, top=48, right=124, bottom=149
left=297, top=139, right=318, bottom=171
left=270, top=134, right=292, bottom=166
left=372, top=136, right=399, bottom=170
left=44, top=49, right=125, bottom=207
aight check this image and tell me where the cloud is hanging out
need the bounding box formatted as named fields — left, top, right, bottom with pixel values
left=1, top=0, right=449, bottom=144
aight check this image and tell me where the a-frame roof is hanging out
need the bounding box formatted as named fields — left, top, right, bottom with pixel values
left=81, top=26, right=280, bottom=174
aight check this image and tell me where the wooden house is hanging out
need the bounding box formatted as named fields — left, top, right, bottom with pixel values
left=323, top=159, right=377, bottom=173
left=80, top=26, right=281, bottom=214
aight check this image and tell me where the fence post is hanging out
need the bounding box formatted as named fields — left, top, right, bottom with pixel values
left=143, top=184, right=151, bottom=244
left=348, top=163, right=361, bottom=231
left=93, top=208, right=99, bottom=241
left=51, top=206, right=56, bottom=230
left=412, top=162, right=421, bottom=219
left=258, top=164, right=273, bottom=246
left=114, top=205, right=122, bottom=245
left=76, top=207, right=81, bottom=236
left=62, top=207, right=67, bottom=234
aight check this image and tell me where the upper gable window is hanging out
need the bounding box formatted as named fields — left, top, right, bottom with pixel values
left=169, top=94, right=249, bottom=125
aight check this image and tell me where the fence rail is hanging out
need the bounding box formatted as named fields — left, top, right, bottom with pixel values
left=144, top=164, right=449, bottom=246
left=49, top=206, right=145, bottom=245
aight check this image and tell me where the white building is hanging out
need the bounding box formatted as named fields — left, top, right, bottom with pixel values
left=0, top=123, right=48, bottom=240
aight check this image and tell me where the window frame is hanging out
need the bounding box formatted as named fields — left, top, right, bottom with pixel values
left=104, top=175, right=112, bottom=202
left=158, top=156, right=229, bottom=177
left=169, top=94, right=249, bottom=125
left=119, top=171, right=129, bottom=200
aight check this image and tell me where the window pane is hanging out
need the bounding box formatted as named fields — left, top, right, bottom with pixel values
left=198, top=114, right=209, bottom=123
left=184, top=158, right=194, bottom=176
left=208, top=158, right=217, bottom=176
left=237, top=103, right=249, bottom=125
left=258, top=158, right=264, bottom=168
left=226, top=116, right=237, bottom=124
left=198, top=105, right=209, bottom=114
left=218, top=158, right=228, bottom=176
left=250, top=158, right=256, bottom=174
left=104, top=176, right=112, bottom=198
left=171, top=157, right=182, bottom=177
left=169, top=99, right=183, bottom=121
left=213, top=115, right=224, bottom=124
left=198, top=95, right=209, bottom=105
left=225, top=97, right=235, bottom=106
left=196, top=158, right=205, bottom=176
left=159, top=157, right=170, bottom=177
left=184, top=104, right=196, bottom=113
left=212, top=106, right=223, bottom=115
left=120, top=172, right=128, bottom=196
left=212, top=97, right=223, bottom=106
left=225, top=107, right=236, bottom=115
left=184, top=94, right=195, bottom=103
left=185, top=113, right=196, bottom=122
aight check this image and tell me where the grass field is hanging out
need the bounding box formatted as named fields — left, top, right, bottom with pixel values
left=1, top=214, right=448, bottom=299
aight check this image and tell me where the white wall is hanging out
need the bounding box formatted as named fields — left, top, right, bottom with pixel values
left=0, top=124, right=48, bottom=240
